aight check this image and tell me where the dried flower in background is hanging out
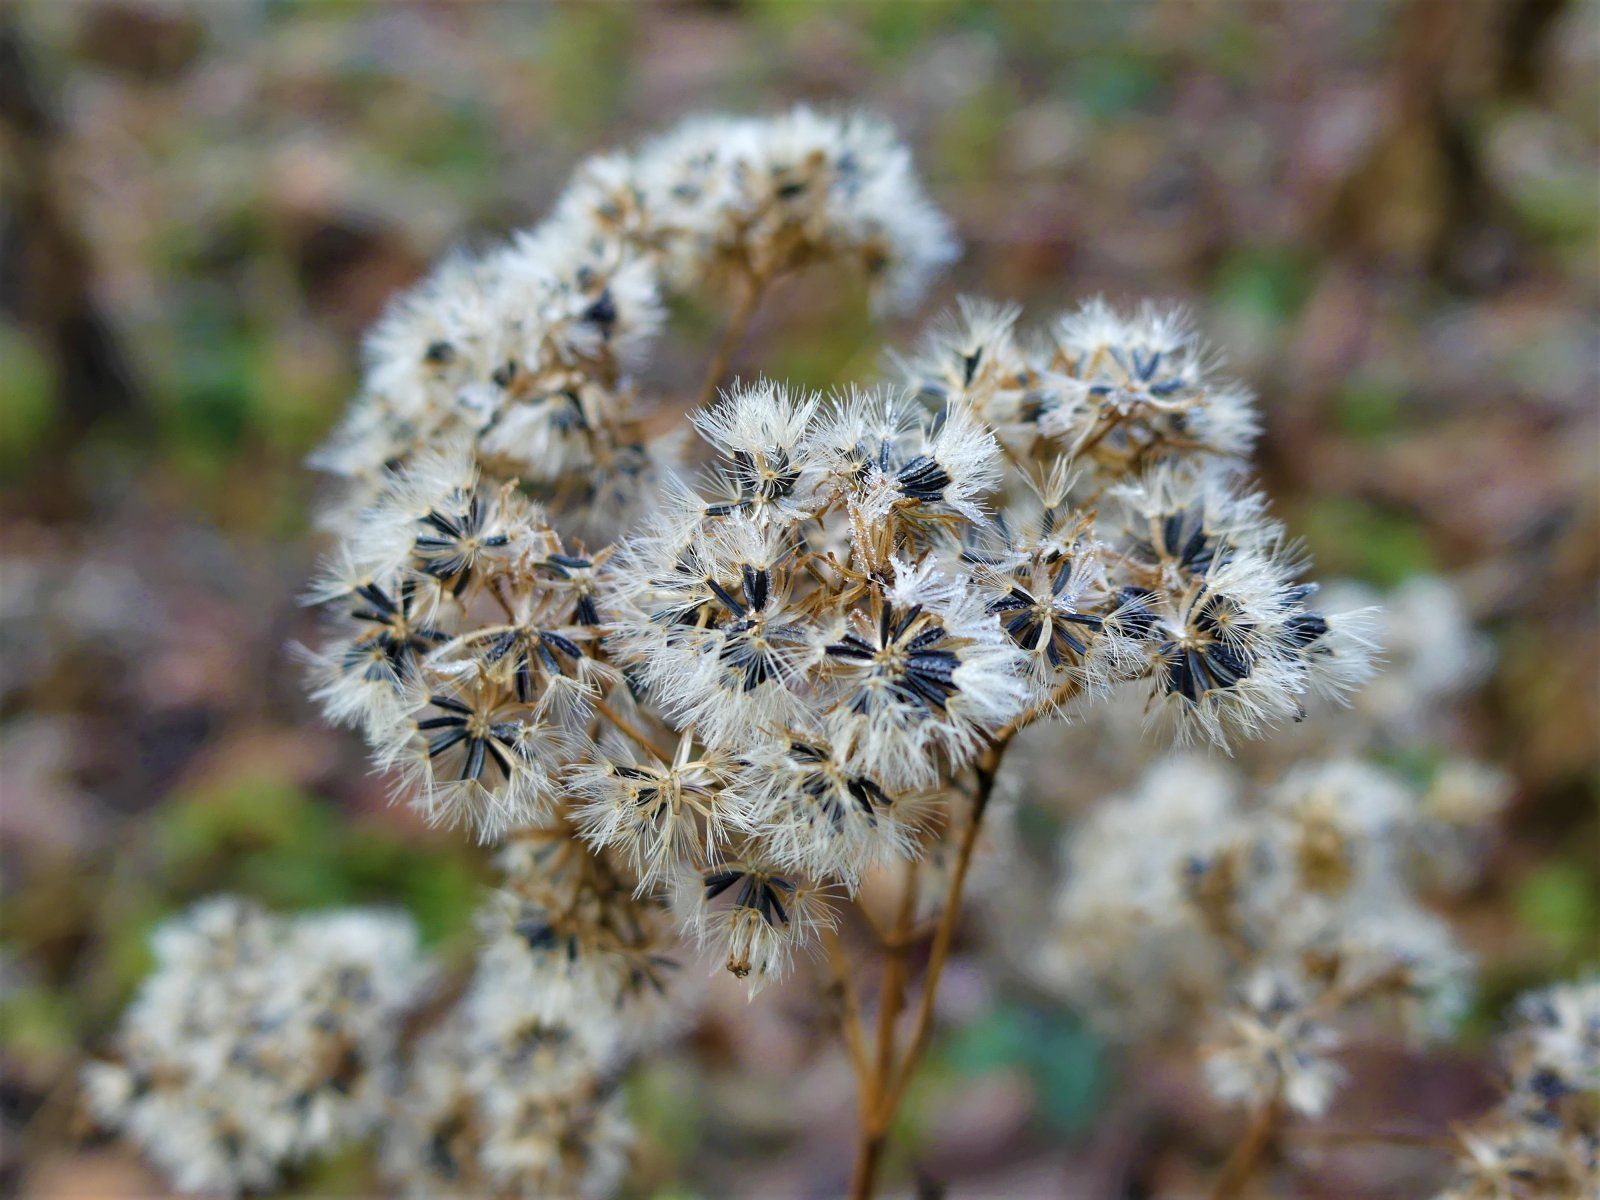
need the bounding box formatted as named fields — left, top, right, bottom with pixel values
left=82, top=898, right=429, bottom=1196
left=1437, top=979, right=1600, bottom=1200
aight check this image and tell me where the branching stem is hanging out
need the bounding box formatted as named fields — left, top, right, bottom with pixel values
left=592, top=697, right=672, bottom=763
left=695, top=268, right=769, bottom=410
left=1210, top=1091, right=1283, bottom=1200
left=846, top=741, right=1007, bottom=1200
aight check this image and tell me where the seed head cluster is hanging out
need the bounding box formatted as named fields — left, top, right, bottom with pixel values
left=1438, top=979, right=1600, bottom=1200
left=1040, top=756, right=1481, bottom=1117
left=81, top=899, right=429, bottom=1195
left=82, top=109, right=1483, bottom=1198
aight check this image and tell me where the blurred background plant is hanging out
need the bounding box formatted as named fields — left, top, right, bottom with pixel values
left=0, top=1, right=1595, bottom=1197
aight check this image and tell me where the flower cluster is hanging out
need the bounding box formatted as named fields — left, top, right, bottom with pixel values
left=1438, top=979, right=1600, bottom=1200
left=82, top=898, right=429, bottom=1195
left=299, top=102, right=1369, bottom=1013
left=896, top=297, right=1260, bottom=486
left=1039, top=756, right=1481, bottom=1117
left=380, top=847, right=657, bottom=1200
left=313, top=107, right=955, bottom=534
left=594, top=359, right=1366, bottom=989
left=100, top=108, right=1389, bottom=1198
left=555, top=108, right=957, bottom=313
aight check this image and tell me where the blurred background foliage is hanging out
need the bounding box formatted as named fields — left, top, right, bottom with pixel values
left=0, top=1, right=1595, bottom=1196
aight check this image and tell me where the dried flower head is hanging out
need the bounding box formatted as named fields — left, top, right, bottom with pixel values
left=1437, top=979, right=1600, bottom=1200
left=1039, top=752, right=1482, bottom=1117
left=82, top=898, right=429, bottom=1196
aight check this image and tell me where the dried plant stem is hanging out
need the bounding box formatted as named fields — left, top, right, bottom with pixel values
left=847, top=743, right=1005, bottom=1200
left=1210, top=1091, right=1284, bottom=1200
left=591, top=697, right=672, bottom=763
left=824, top=926, right=871, bottom=1084
left=847, top=857, right=918, bottom=1200
left=881, top=754, right=999, bottom=1116
left=1293, top=1127, right=1453, bottom=1148
left=695, top=268, right=769, bottom=409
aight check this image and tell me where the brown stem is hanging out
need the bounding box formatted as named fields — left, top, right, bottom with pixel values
left=847, top=745, right=1006, bottom=1200
left=695, top=269, right=767, bottom=409
left=1292, top=1127, right=1453, bottom=1149
left=824, top=926, right=871, bottom=1085
left=879, top=753, right=999, bottom=1119
left=592, top=697, right=671, bottom=763
left=993, top=676, right=1082, bottom=745
left=848, top=859, right=919, bottom=1200
left=1210, top=1091, right=1284, bottom=1200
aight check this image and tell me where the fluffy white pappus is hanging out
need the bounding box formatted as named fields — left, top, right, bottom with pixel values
left=83, top=897, right=430, bottom=1198
left=1052, top=298, right=1200, bottom=371
left=1508, top=978, right=1600, bottom=1099
left=456, top=956, right=625, bottom=1085
left=1315, top=574, right=1493, bottom=746
left=678, top=860, right=837, bottom=996
left=347, top=436, right=512, bottom=584
left=495, top=226, right=665, bottom=372
left=547, top=148, right=659, bottom=257
left=380, top=675, right=581, bottom=841
left=728, top=733, right=936, bottom=889
left=1201, top=967, right=1347, bottom=1117
left=1422, top=758, right=1513, bottom=832
left=475, top=376, right=611, bottom=484
left=473, top=888, right=675, bottom=1046
left=657, top=604, right=819, bottom=749
left=1266, top=757, right=1412, bottom=846
left=1039, top=756, right=1245, bottom=1037
left=876, top=395, right=998, bottom=531
left=1434, top=977, right=1600, bottom=1200
left=653, top=106, right=956, bottom=313
left=774, top=105, right=958, bottom=311
left=307, top=399, right=428, bottom=491
left=692, top=379, right=824, bottom=522
left=1332, top=904, right=1476, bottom=1041
left=615, top=115, right=746, bottom=284
left=301, top=552, right=455, bottom=740
left=599, top=505, right=703, bottom=665
left=571, top=742, right=740, bottom=889
left=1041, top=745, right=1485, bottom=1084
left=1107, top=462, right=1279, bottom=580
left=917, top=403, right=1006, bottom=523
left=376, top=1017, right=478, bottom=1196
left=608, top=512, right=820, bottom=745
left=819, top=564, right=1028, bottom=786
left=363, top=249, right=507, bottom=414
left=1298, top=603, right=1380, bottom=703
left=894, top=297, right=1038, bottom=442
left=810, top=384, right=921, bottom=474
left=293, top=905, right=431, bottom=1012
left=490, top=832, right=682, bottom=1020
left=1040, top=298, right=1259, bottom=467
left=813, top=388, right=1003, bottom=551
left=381, top=1002, right=634, bottom=1200
left=1141, top=650, right=1309, bottom=750
left=977, top=540, right=1141, bottom=703
left=845, top=154, right=961, bottom=314
left=542, top=429, right=682, bottom=544
left=476, top=1084, right=635, bottom=1200
left=1124, top=546, right=1318, bottom=747
left=311, top=249, right=516, bottom=485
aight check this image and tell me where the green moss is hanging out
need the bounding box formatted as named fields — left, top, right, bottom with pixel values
left=1335, top=375, right=1409, bottom=441
left=0, top=324, right=57, bottom=474
left=1515, top=862, right=1600, bottom=966
left=146, top=773, right=483, bottom=948
left=1213, top=247, right=1313, bottom=323
left=1296, top=496, right=1437, bottom=589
